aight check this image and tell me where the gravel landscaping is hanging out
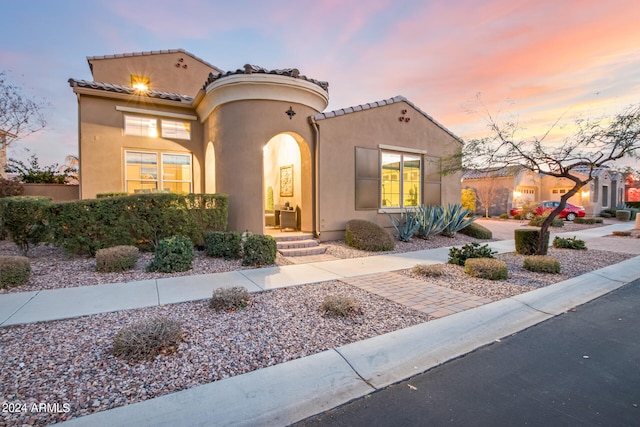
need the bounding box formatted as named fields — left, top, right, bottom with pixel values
left=1, top=220, right=636, bottom=426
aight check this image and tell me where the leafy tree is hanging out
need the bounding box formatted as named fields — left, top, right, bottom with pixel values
left=445, top=103, right=640, bottom=255
left=7, top=154, right=75, bottom=184
left=0, top=71, right=49, bottom=178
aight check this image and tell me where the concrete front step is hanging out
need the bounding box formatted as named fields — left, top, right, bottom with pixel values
left=278, top=246, right=327, bottom=257
left=276, top=239, right=320, bottom=250
left=272, top=233, right=315, bottom=242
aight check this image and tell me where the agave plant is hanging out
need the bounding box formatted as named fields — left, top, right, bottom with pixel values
left=441, top=203, right=476, bottom=237
left=385, top=210, right=420, bottom=242
left=414, top=205, right=445, bottom=239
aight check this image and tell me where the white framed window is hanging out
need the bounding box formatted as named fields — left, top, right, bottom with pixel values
left=161, top=153, right=192, bottom=193
left=381, top=151, right=422, bottom=208
left=125, top=151, right=158, bottom=193
left=124, top=115, right=158, bottom=137
left=161, top=119, right=191, bottom=140
left=125, top=150, right=192, bottom=194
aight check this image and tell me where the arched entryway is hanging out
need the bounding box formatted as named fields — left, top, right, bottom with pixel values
left=263, top=132, right=313, bottom=233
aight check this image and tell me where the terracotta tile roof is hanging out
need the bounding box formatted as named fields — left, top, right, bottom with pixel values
left=86, top=49, right=221, bottom=73
left=68, top=78, right=193, bottom=103
left=312, top=95, right=462, bottom=143
left=202, top=64, right=329, bottom=92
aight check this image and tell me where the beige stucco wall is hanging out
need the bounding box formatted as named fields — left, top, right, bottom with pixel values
left=204, top=99, right=317, bottom=234
left=76, top=94, right=204, bottom=199
left=88, top=52, right=217, bottom=96
left=315, top=101, right=462, bottom=241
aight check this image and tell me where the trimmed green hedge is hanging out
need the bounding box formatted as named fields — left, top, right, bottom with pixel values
left=515, top=228, right=550, bottom=255
left=0, top=196, right=53, bottom=255
left=50, top=193, right=228, bottom=256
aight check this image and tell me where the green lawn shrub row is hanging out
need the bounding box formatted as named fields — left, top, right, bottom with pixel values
left=205, top=231, right=242, bottom=259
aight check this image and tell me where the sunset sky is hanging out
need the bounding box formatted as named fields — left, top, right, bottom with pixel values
left=1, top=0, right=639, bottom=167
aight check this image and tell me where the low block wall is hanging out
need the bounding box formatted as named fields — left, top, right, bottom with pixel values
left=22, top=184, right=79, bottom=201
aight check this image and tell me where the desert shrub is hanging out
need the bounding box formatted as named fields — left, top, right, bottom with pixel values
left=321, top=294, right=362, bottom=317
left=412, top=263, right=444, bottom=277
left=0, top=196, right=52, bottom=255
left=205, top=231, right=242, bottom=259
left=552, top=236, right=587, bottom=250
left=463, top=258, right=508, bottom=280
left=0, top=256, right=30, bottom=288
left=616, top=210, right=631, bottom=221
left=599, top=211, right=612, bottom=218
left=448, top=242, right=496, bottom=266
left=385, top=210, right=420, bottom=242
left=523, top=255, right=561, bottom=274
left=499, top=213, right=509, bottom=219
left=514, top=228, right=550, bottom=256
left=146, top=235, right=194, bottom=273
left=0, top=178, right=24, bottom=198
left=242, top=234, right=277, bottom=266
left=345, top=219, right=395, bottom=251
left=112, top=317, right=183, bottom=360
left=95, top=245, right=139, bottom=272
left=612, top=230, right=632, bottom=237
left=528, top=215, right=563, bottom=227
left=457, top=222, right=493, bottom=239
left=441, top=203, right=475, bottom=237
left=210, top=286, right=251, bottom=311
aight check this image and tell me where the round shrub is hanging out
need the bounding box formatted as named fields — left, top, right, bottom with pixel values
left=0, top=255, right=30, bottom=289
left=95, top=245, right=139, bottom=272
left=147, top=235, right=194, bottom=273
left=552, top=236, right=587, bottom=250
left=205, top=231, right=242, bottom=259
left=523, top=255, right=560, bottom=274
left=112, top=317, right=183, bottom=360
left=242, top=234, right=277, bottom=266
left=210, top=286, right=251, bottom=311
left=0, top=196, right=52, bottom=255
left=412, top=263, right=444, bottom=278
left=514, top=228, right=550, bottom=256
left=464, top=258, right=508, bottom=280
left=448, top=242, right=496, bottom=266
left=457, top=222, right=493, bottom=239
left=345, top=219, right=395, bottom=252
left=321, top=294, right=362, bottom=317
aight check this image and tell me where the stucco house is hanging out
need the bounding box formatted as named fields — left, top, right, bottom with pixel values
left=462, top=165, right=626, bottom=217
left=69, top=49, right=462, bottom=240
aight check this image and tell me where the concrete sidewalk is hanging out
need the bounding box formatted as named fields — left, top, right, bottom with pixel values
left=1, top=221, right=636, bottom=327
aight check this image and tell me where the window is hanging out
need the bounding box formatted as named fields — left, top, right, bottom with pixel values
left=125, top=151, right=158, bottom=192
left=162, top=153, right=192, bottom=192
left=124, top=115, right=157, bottom=137
left=161, top=119, right=191, bottom=140
left=381, top=151, right=421, bottom=208
left=125, top=151, right=192, bottom=193
left=124, top=115, right=191, bottom=140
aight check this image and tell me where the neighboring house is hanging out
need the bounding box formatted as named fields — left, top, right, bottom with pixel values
left=462, top=165, right=626, bottom=217
left=69, top=49, right=462, bottom=240
left=462, top=166, right=539, bottom=216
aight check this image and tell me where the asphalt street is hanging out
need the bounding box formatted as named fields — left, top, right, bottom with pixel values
left=294, top=278, right=640, bottom=427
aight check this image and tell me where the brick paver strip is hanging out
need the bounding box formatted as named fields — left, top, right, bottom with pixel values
left=341, top=272, right=492, bottom=319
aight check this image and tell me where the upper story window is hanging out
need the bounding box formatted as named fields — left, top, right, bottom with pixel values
left=124, top=115, right=157, bottom=137
left=123, top=115, right=191, bottom=140
left=161, top=119, right=191, bottom=140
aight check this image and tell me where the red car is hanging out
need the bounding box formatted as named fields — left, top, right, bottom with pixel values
left=510, top=201, right=586, bottom=221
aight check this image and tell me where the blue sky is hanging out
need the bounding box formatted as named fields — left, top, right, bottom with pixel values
left=2, top=0, right=640, bottom=167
